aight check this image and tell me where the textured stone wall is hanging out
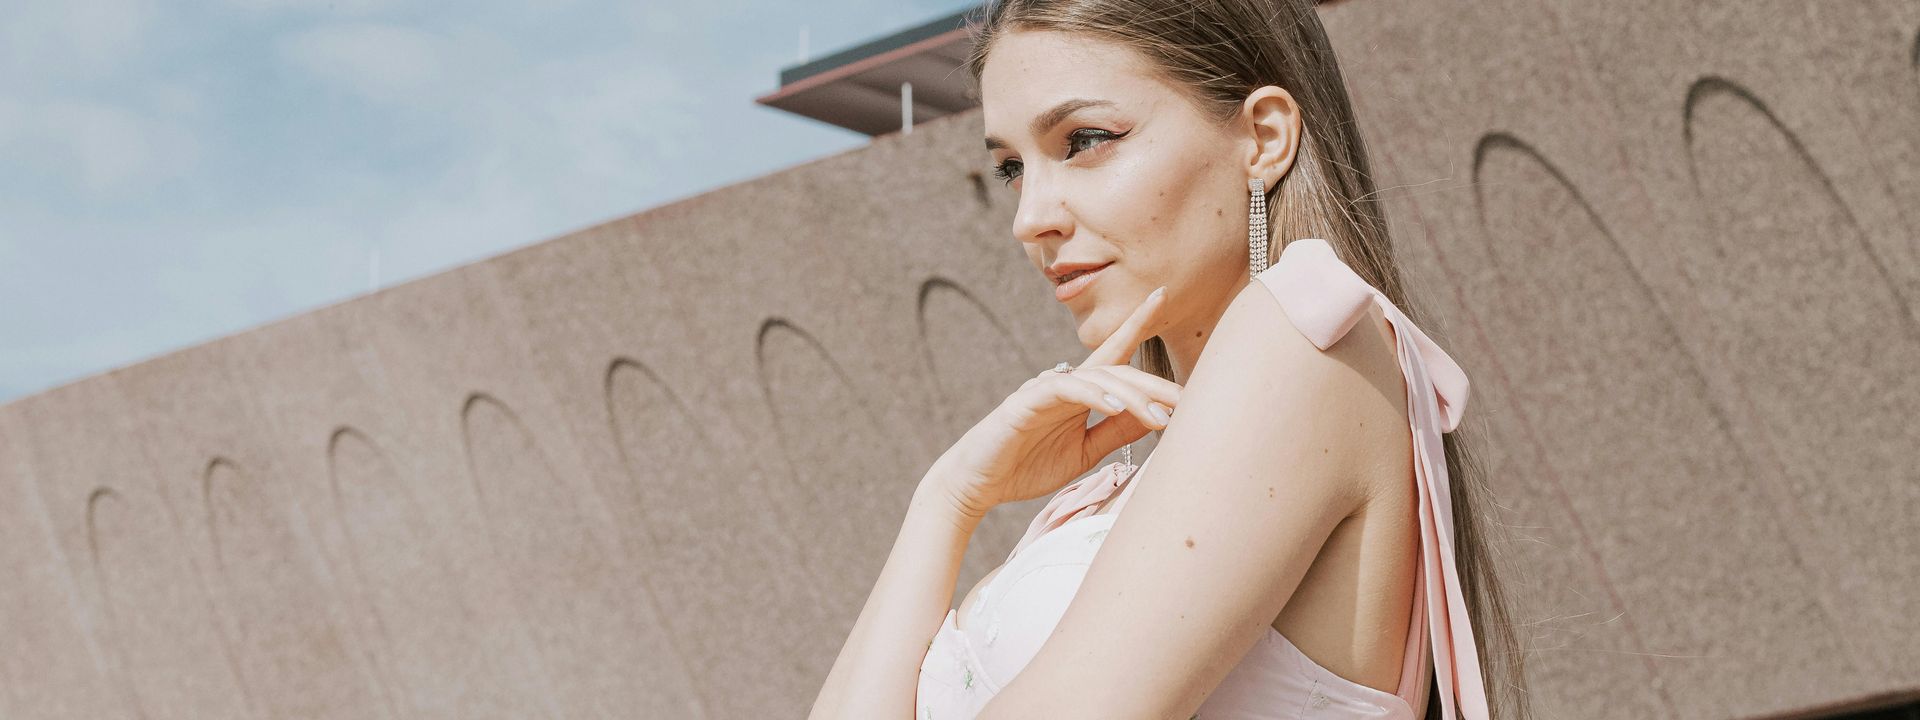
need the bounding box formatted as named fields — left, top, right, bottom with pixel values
left=2, top=1, right=1917, bottom=717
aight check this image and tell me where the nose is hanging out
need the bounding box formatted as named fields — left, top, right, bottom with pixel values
left=1009, top=170, right=1074, bottom=246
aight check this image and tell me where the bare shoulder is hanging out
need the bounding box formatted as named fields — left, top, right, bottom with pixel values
left=1212, top=277, right=1411, bottom=505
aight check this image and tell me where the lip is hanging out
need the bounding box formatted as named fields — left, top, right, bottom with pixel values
left=1053, top=262, right=1113, bottom=302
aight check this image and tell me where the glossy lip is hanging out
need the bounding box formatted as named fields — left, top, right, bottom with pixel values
left=1053, top=262, right=1112, bottom=302
left=1046, top=260, right=1113, bottom=284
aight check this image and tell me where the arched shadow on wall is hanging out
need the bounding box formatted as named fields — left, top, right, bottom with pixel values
left=1682, top=75, right=1917, bottom=333
left=460, top=390, right=705, bottom=717
left=83, top=480, right=257, bottom=720
left=914, top=276, right=1038, bottom=439
left=911, top=275, right=1060, bottom=594
left=753, top=316, right=913, bottom=618
left=602, top=356, right=811, bottom=717
left=1911, top=23, right=1919, bottom=73
left=1461, top=132, right=1678, bottom=715
left=85, top=486, right=157, bottom=720
left=202, top=456, right=394, bottom=718
left=1467, top=129, right=1867, bottom=709
left=327, top=425, right=558, bottom=717
left=1678, top=74, right=1920, bottom=668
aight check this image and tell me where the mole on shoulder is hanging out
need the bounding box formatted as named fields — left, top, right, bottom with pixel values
left=1184, top=536, right=1195, bottom=548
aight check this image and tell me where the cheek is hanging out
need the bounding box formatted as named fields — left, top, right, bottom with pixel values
left=1093, top=139, right=1233, bottom=257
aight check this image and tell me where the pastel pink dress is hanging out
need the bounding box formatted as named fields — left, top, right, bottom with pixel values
left=915, top=238, right=1491, bottom=719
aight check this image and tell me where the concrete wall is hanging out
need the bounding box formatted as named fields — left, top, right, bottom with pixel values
left=3, top=1, right=1918, bottom=717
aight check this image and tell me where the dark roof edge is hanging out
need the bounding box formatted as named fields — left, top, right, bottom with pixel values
left=777, top=5, right=980, bottom=87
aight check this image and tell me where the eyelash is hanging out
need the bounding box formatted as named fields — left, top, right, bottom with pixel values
left=991, top=128, right=1127, bottom=186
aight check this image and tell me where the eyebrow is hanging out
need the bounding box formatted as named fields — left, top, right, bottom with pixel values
left=984, top=98, right=1117, bottom=151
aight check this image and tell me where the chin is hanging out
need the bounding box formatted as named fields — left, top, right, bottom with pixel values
left=1073, top=309, right=1110, bottom=350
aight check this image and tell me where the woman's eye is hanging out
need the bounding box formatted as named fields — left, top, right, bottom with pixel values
left=991, top=159, right=1021, bottom=186
left=989, top=129, right=1127, bottom=187
left=1065, top=128, right=1119, bottom=158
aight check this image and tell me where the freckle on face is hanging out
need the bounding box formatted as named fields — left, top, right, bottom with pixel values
left=1184, top=536, right=1195, bottom=548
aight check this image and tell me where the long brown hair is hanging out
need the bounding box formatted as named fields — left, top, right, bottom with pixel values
left=964, top=1, right=1534, bottom=718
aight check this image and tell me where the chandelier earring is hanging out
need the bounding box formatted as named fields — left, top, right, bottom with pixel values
left=1249, top=177, right=1271, bottom=277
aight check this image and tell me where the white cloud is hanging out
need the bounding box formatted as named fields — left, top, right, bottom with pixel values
left=0, top=0, right=157, bottom=86
left=0, top=0, right=202, bottom=197
left=53, top=100, right=199, bottom=191
left=0, top=0, right=963, bottom=404
left=0, top=98, right=200, bottom=194
left=369, top=50, right=703, bottom=278
left=278, top=23, right=453, bottom=103
left=213, top=0, right=404, bottom=13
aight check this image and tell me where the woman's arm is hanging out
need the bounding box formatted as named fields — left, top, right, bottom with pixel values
left=807, top=457, right=986, bottom=720
left=974, top=278, right=1387, bottom=719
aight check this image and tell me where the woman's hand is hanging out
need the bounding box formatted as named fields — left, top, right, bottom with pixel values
left=934, top=286, right=1184, bottom=519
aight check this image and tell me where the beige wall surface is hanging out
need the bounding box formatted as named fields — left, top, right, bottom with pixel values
left=4, top=1, right=1919, bottom=718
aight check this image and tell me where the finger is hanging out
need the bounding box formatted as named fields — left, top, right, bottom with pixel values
left=1082, top=286, right=1168, bottom=368
left=1083, top=411, right=1153, bottom=463
left=1032, top=373, right=1147, bottom=427
left=1068, top=367, right=1175, bottom=430
left=1098, top=365, right=1185, bottom=406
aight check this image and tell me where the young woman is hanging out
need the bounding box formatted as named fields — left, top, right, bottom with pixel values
left=809, top=1, right=1531, bottom=718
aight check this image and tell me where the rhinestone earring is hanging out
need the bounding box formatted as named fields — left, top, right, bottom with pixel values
left=1120, top=179, right=1270, bottom=472
left=1248, top=177, right=1270, bottom=277
left=1123, top=351, right=1140, bottom=469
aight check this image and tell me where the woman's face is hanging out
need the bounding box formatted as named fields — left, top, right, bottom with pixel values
left=981, top=29, right=1256, bottom=351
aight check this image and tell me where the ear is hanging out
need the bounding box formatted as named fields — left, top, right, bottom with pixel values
left=1240, top=85, right=1302, bottom=189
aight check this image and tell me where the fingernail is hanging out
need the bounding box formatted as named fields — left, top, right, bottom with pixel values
left=1104, top=394, right=1125, bottom=412
left=1150, top=286, right=1166, bottom=299
left=1149, top=403, right=1171, bottom=425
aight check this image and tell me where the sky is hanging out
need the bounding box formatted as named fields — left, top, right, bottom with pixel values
left=0, top=0, right=972, bottom=406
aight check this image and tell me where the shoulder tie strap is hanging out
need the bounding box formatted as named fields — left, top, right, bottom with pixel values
left=1256, top=237, right=1489, bottom=720
left=1258, top=238, right=1469, bottom=432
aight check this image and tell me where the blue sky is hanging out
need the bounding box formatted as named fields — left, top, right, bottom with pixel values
left=0, top=0, right=971, bottom=405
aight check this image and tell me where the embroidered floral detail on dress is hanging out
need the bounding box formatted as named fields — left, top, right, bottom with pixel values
left=1307, top=679, right=1332, bottom=709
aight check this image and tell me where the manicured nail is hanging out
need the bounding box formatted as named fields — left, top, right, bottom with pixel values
left=1150, top=286, right=1166, bottom=299
left=1104, top=394, right=1125, bottom=412
left=1149, top=403, right=1171, bottom=425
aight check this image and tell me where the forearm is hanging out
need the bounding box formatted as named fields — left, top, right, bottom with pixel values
left=808, top=460, right=985, bottom=719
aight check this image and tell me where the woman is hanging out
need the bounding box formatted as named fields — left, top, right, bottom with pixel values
left=809, top=1, right=1531, bottom=718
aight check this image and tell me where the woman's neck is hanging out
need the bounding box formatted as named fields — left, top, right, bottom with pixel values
left=1158, top=276, right=1252, bottom=387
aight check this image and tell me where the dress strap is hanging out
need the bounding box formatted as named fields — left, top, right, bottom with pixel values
left=1256, top=238, right=1488, bottom=720
left=1258, top=239, right=1469, bottom=432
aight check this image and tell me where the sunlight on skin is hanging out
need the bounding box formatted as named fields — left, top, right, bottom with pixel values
left=981, top=27, right=1301, bottom=386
